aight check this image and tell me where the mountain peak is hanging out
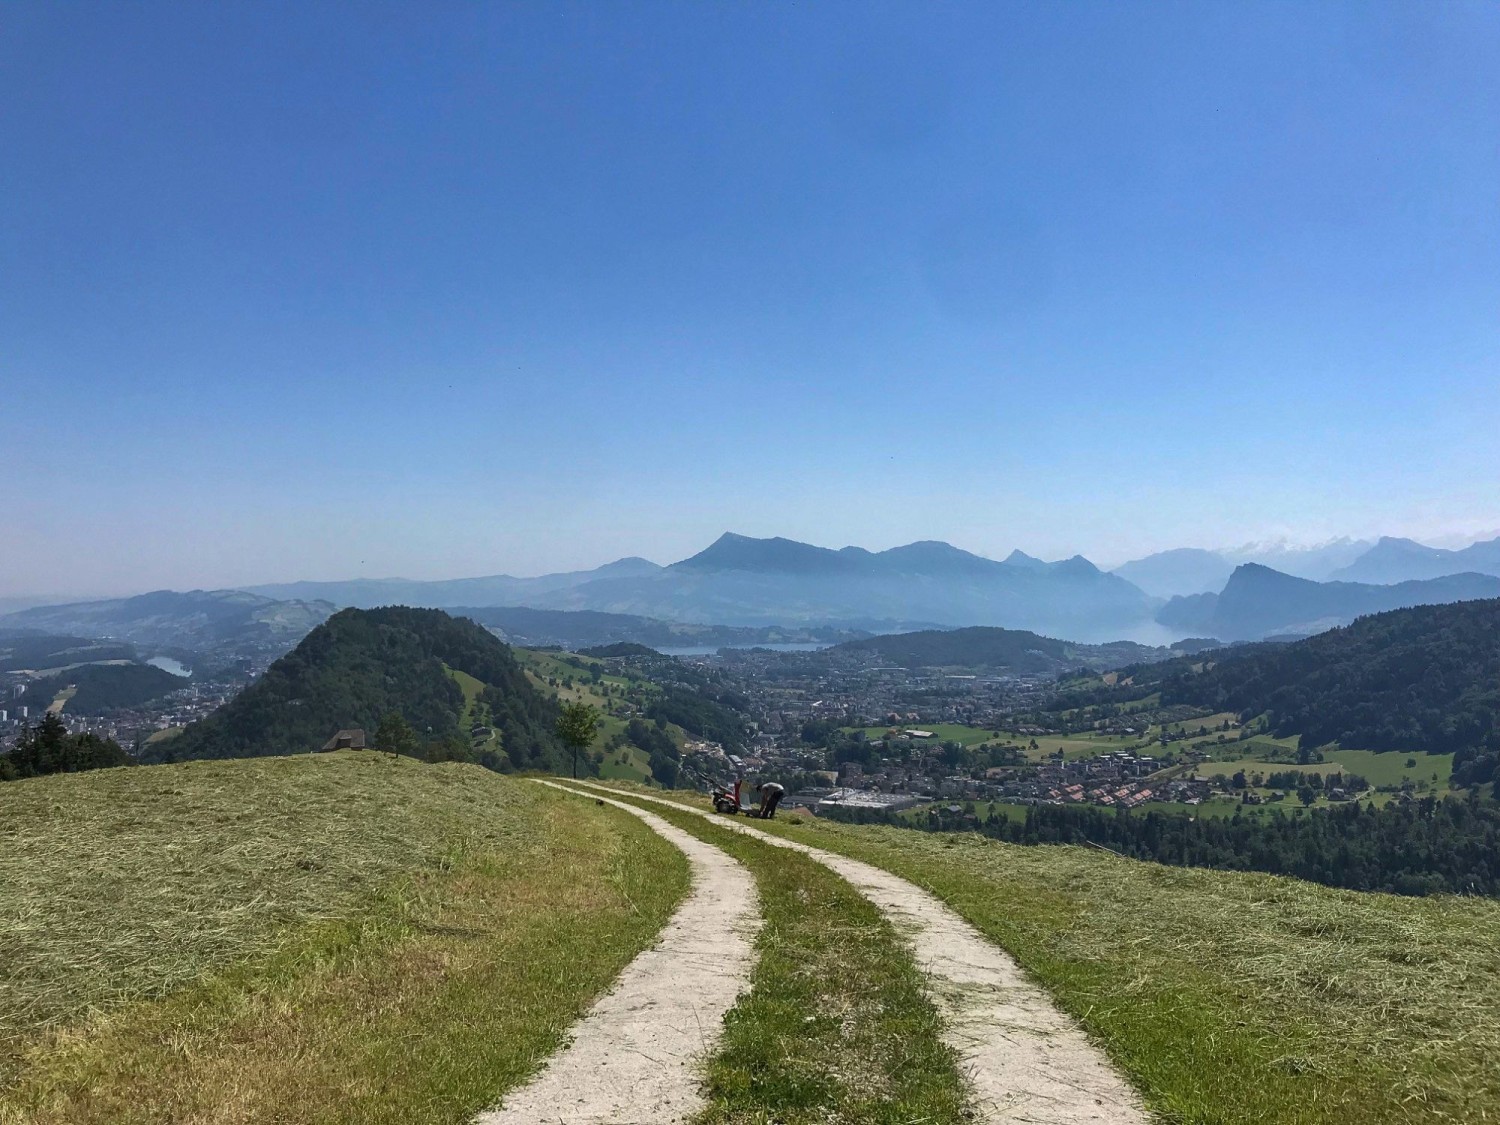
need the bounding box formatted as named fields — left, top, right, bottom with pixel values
left=1049, top=554, right=1101, bottom=577
left=878, top=541, right=992, bottom=569
left=672, top=533, right=856, bottom=575
left=1003, top=549, right=1048, bottom=570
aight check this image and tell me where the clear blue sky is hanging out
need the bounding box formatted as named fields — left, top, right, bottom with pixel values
left=4, top=1, right=1498, bottom=595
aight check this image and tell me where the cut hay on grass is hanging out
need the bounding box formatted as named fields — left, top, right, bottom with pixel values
left=623, top=785, right=1500, bottom=1124
left=0, top=753, right=690, bottom=1123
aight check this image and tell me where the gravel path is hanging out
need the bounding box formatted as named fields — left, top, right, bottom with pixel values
left=473, top=780, right=760, bottom=1125
left=567, top=780, right=1149, bottom=1125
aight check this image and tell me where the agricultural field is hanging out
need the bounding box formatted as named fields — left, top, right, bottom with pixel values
left=1197, top=750, right=1455, bottom=791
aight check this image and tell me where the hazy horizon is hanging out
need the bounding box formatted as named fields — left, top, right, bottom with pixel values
left=5, top=2, right=1497, bottom=599
left=6, top=525, right=1500, bottom=603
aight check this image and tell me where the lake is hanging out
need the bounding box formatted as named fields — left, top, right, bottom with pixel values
left=146, top=656, right=193, bottom=678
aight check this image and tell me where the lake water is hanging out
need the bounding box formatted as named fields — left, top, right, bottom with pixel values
left=146, top=656, right=193, bottom=677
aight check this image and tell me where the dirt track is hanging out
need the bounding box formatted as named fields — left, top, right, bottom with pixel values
left=567, top=780, right=1148, bottom=1125
left=473, top=781, right=760, bottom=1125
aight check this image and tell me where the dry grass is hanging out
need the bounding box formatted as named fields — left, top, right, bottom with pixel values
left=0, top=754, right=689, bottom=1123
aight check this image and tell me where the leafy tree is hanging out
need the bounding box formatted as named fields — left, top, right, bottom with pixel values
left=555, top=701, right=600, bottom=780
left=375, top=712, right=418, bottom=759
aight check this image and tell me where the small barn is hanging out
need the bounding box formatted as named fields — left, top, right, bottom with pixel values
left=320, top=728, right=367, bottom=751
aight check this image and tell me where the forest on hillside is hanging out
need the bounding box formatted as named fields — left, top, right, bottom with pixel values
left=148, top=607, right=568, bottom=772
left=1050, top=599, right=1500, bottom=785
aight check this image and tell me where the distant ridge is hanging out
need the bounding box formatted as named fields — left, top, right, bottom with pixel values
left=243, top=556, right=665, bottom=609
left=1156, top=563, right=1500, bottom=640
left=833, top=626, right=1171, bottom=673
left=0, top=589, right=335, bottom=651
left=1330, top=535, right=1500, bottom=585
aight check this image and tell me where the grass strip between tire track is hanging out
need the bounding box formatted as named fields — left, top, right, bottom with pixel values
left=577, top=786, right=971, bottom=1125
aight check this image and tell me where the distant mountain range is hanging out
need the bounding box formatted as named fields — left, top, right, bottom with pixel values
left=515, top=534, right=1156, bottom=641
left=6, top=530, right=1500, bottom=654
left=1327, top=536, right=1500, bottom=585
left=1155, top=564, right=1500, bottom=641
left=1113, top=535, right=1500, bottom=597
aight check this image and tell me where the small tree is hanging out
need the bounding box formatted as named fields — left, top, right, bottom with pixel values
left=555, top=702, right=599, bottom=780
left=375, top=713, right=417, bottom=760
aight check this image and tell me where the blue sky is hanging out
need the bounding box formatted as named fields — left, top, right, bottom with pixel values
left=3, top=1, right=1498, bottom=595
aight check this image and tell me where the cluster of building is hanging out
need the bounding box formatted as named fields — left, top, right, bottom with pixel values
left=0, top=668, right=251, bottom=754
left=704, top=646, right=1057, bottom=743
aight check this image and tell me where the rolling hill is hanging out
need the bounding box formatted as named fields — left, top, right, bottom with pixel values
left=0, top=590, right=335, bottom=652
left=148, top=607, right=566, bottom=770
left=1064, top=597, right=1500, bottom=786
left=452, top=605, right=868, bottom=649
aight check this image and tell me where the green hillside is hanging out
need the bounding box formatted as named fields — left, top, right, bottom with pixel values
left=1054, top=598, right=1500, bottom=785
left=35, top=662, right=185, bottom=713
left=150, top=607, right=568, bottom=771
left=834, top=626, right=1162, bottom=671
left=0, top=754, right=687, bottom=1124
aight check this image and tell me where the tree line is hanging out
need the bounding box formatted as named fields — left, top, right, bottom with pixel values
left=1, top=712, right=132, bottom=781
left=825, top=794, right=1500, bottom=897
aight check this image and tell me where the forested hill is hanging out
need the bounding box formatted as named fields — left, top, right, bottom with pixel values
left=148, top=607, right=566, bottom=770
left=834, top=626, right=1168, bottom=672
left=1056, top=598, right=1500, bottom=785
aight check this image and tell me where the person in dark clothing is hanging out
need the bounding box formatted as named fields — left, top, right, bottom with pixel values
left=757, top=780, right=785, bottom=819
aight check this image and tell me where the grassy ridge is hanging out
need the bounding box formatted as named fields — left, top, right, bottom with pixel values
left=630, top=787, right=1500, bottom=1124
left=0, top=755, right=689, bottom=1124
left=584, top=789, right=969, bottom=1124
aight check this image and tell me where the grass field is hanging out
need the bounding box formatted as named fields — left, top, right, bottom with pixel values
left=857, top=722, right=1003, bottom=747
left=1197, top=749, right=1455, bottom=790
left=630, top=785, right=1500, bottom=1124
left=446, top=666, right=486, bottom=727
left=591, top=790, right=969, bottom=1125
left=0, top=754, right=688, bottom=1124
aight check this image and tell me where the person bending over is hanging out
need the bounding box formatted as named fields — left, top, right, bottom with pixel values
left=757, top=780, right=785, bottom=819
